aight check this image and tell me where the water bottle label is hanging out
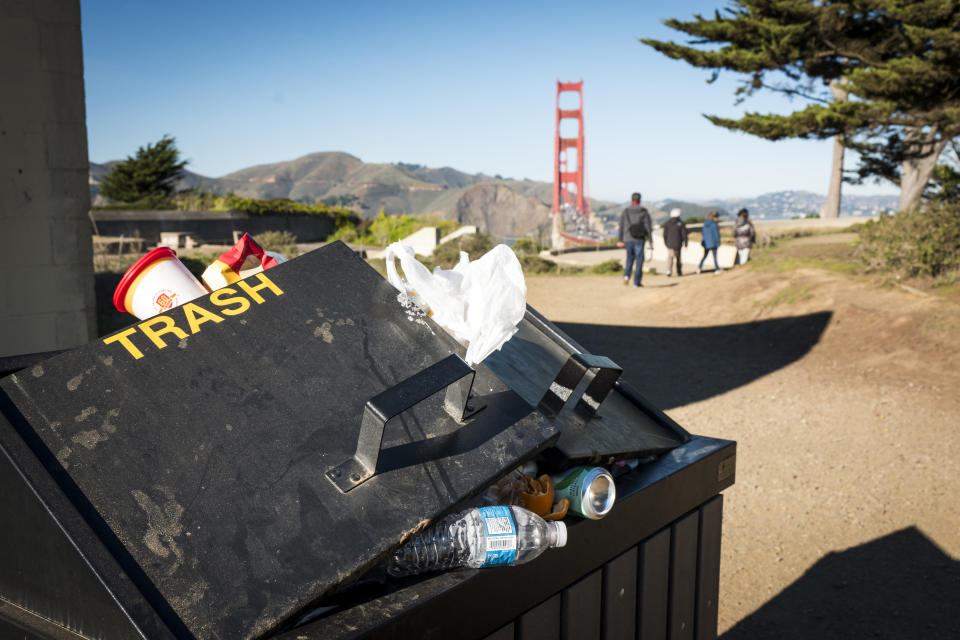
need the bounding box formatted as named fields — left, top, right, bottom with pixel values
left=479, top=506, right=517, bottom=567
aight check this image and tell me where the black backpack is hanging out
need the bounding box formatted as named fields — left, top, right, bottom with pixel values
left=628, top=208, right=649, bottom=238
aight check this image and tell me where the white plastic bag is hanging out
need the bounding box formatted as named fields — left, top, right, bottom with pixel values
left=384, top=242, right=526, bottom=365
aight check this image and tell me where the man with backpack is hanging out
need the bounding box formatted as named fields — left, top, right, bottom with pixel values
left=617, top=192, right=653, bottom=287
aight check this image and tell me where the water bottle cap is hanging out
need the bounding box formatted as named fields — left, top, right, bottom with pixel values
left=552, top=521, right=568, bottom=548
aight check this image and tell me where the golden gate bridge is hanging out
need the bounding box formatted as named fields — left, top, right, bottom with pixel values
left=551, top=80, right=604, bottom=249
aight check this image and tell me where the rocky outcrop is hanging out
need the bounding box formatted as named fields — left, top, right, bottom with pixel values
left=454, top=184, right=551, bottom=237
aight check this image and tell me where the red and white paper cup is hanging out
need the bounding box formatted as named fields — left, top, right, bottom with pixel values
left=113, top=247, right=209, bottom=320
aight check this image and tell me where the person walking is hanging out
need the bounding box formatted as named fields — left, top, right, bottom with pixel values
left=733, top=208, right=756, bottom=265
left=697, top=210, right=722, bottom=274
left=617, top=192, right=652, bottom=287
left=662, top=208, right=688, bottom=277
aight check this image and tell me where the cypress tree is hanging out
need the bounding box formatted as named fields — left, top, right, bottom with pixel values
left=99, top=135, right=188, bottom=206
left=641, top=1, right=960, bottom=213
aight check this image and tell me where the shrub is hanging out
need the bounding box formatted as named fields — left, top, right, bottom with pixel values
left=175, top=190, right=221, bottom=211
left=430, top=233, right=497, bottom=270
left=253, top=230, right=300, bottom=259
left=591, top=259, right=623, bottom=274
left=519, top=255, right=559, bottom=274
left=855, top=202, right=960, bottom=277
left=512, top=237, right=541, bottom=257
left=365, top=209, right=418, bottom=246
left=177, top=255, right=208, bottom=280
left=356, top=210, right=458, bottom=246
left=225, top=195, right=350, bottom=221
left=927, top=163, right=960, bottom=204
left=327, top=225, right=359, bottom=243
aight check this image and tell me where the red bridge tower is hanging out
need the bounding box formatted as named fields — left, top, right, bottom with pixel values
left=551, top=81, right=589, bottom=217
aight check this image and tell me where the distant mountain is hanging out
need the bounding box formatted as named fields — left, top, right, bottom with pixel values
left=655, top=200, right=730, bottom=221
left=88, top=152, right=621, bottom=238
left=89, top=154, right=898, bottom=238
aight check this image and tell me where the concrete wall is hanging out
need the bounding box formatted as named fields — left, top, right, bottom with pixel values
left=0, top=0, right=96, bottom=357
left=91, top=210, right=336, bottom=245
left=396, top=226, right=441, bottom=256
left=438, top=225, right=478, bottom=245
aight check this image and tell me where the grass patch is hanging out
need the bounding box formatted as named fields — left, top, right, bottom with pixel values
left=748, top=236, right=860, bottom=275
left=933, top=283, right=960, bottom=298
left=252, top=230, right=300, bottom=260
left=751, top=255, right=859, bottom=275
left=933, top=270, right=960, bottom=290
left=757, top=283, right=814, bottom=312
left=521, top=255, right=563, bottom=274
left=93, top=253, right=139, bottom=274
left=590, top=259, right=623, bottom=274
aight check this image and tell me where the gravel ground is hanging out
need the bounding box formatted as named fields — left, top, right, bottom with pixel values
left=524, top=256, right=960, bottom=639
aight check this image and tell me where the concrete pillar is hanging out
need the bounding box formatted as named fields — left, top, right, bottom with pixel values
left=0, top=0, right=96, bottom=357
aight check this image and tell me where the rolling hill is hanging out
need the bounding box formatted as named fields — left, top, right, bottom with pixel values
left=89, top=152, right=899, bottom=239
left=89, top=152, right=599, bottom=238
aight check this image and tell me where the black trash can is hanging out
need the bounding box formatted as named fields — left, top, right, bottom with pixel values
left=272, top=303, right=737, bottom=640
left=0, top=242, right=735, bottom=640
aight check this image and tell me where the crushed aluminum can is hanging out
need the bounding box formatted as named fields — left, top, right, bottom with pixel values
left=551, top=466, right=616, bottom=520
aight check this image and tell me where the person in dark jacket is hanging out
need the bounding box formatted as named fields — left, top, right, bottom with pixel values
left=733, top=208, right=756, bottom=265
left=697, top=210, right=723, bottom=274
left=617, top=192, right=653, bottom=287
left=662, top=208, right=688, bottom=277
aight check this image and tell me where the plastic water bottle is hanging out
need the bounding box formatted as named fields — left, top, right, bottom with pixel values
left=386, top=505, right=567, bottom=577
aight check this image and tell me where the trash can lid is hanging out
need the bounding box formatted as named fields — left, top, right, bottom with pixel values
left=0, top=242, right=558, bottom=640
left=484, top=307, right=689, bottom=466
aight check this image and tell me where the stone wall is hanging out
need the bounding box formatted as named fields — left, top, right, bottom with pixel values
left=0, top=0, right=96, bottom=357
left=90, top=209, right=335, bottom=245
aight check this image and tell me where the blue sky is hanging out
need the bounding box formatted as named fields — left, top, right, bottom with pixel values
left=81, top=0, right=899, bottom=203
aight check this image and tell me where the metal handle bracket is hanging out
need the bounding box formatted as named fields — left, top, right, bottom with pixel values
left=326, top=354, right=483, bottom=493
left=538, top=353, right=622, bottom=420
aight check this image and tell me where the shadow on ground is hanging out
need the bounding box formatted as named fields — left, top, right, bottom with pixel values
left=722, top=527, right=960, bottom=639
left=555, top=311, right=832, bottom=410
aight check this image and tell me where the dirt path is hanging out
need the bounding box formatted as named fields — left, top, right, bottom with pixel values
left=525, top=254, right=960, bottom=638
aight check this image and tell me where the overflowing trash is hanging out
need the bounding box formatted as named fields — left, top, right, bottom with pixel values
left=385, top=459, right=622, bottom=578
left=112, top=246, right=209, bottom=320
left=112, top=235, right=631, bottom=582
left=552, top=466, right=616, bottom=520
left=6, top=226, right=705, bottom=639
left=384, top=242, right=526, bottom=365
left=112, top=233, right=284, bottom=319
left=484, top=466, right=568, bottom=521
left=386, top=505, right=567, bottom=578
left=201, top=233, right=286, bottom=291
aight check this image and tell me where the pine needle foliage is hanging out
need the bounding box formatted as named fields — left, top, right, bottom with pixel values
left=99, top=135, right=188, bottom=206
left=641, top=1, right=960, bottom=199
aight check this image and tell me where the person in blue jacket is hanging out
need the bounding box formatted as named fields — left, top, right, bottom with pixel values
left=697, top=210, right=723, bottom=274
